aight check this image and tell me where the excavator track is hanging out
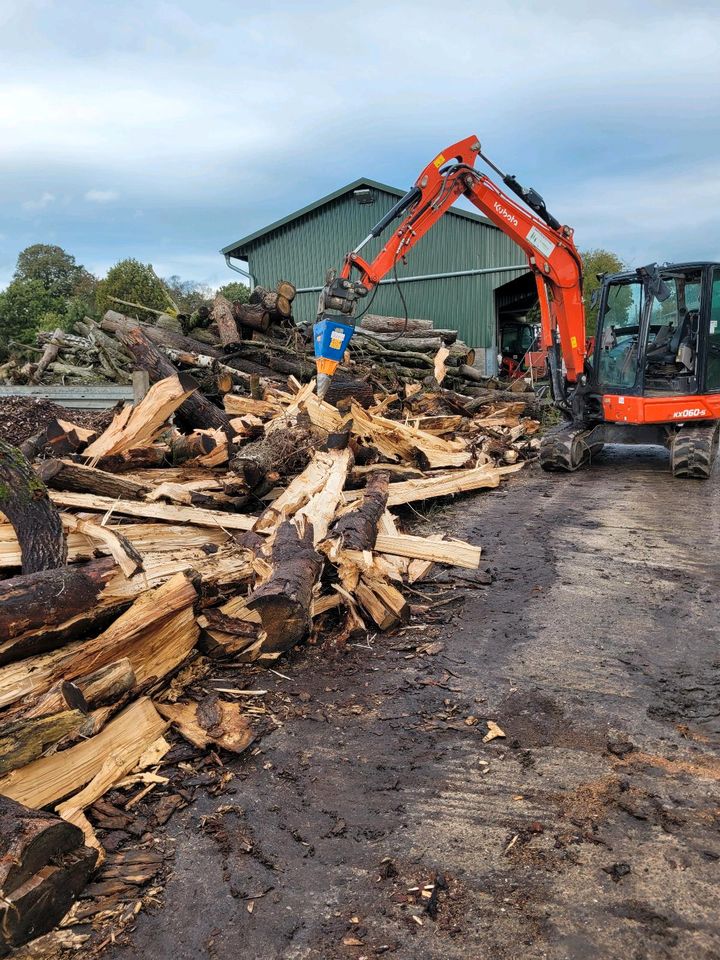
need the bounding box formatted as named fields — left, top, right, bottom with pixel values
left=539, top=423, right=603, bottom=473
left=670, top=423, right=719, bottom=479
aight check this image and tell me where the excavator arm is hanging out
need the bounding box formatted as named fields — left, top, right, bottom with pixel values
left=314, top=135, right=586, bottom=400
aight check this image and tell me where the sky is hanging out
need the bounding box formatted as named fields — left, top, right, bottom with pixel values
left=0, top=0, right=719, bottom=290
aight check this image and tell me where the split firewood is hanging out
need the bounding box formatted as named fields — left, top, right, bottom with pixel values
left=84, top=373, right=197, bottom=462
left=0, top=710, right=86, bottom=775
left=0, top=440, right=67, bottom=574
left=156, top=694, right=254, bottom=753
left=0, top=573, right=198, bottom=711
left=0, top=698, right=167, bottom=809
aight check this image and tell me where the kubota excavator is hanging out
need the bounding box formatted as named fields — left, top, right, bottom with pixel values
left=312, top=135, right=720, bottom=478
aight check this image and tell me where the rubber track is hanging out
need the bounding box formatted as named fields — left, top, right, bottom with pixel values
left=671, top=424, right=719, bottom=479
left=539, top=424, right=599, bottom=473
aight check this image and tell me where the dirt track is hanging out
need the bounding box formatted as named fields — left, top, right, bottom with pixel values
left=107, top=446, right=720, bottom=960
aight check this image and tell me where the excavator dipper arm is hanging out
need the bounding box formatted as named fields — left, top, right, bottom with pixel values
left=316, top=135, right=586, bottom=397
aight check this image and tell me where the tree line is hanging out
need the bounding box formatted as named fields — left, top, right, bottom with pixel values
left=0, top=244, right=250, bottom=357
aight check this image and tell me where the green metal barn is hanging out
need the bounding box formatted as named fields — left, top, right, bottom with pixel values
left=221, top=178, right=530, bottom=373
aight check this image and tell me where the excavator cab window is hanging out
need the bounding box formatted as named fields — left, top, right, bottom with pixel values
left=644, top=271, right=702, bottom=392
left=596, top=280, right=643, bottom=389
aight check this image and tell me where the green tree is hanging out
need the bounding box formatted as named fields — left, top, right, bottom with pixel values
left=217, top=281, right=250, bottom=305
left=581, top=248, right=625, bottom=335
left=96, top=258, right=170, bottom=321
left=0, top=279, right=59, bottom=345
left=15, top=244, right=83, bottom=298
left=163, top=275, right=214, bottom=314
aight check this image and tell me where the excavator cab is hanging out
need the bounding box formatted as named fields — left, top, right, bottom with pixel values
left=542, top=262, right=720, bottom=477
left=592, top=264, right=710, bottom=398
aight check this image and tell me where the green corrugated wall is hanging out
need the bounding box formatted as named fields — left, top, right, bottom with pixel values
left=243, top=186, right=526, bottom=351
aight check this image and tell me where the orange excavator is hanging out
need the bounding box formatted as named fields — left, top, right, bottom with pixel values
left=313, top=135, right=720, bottom=478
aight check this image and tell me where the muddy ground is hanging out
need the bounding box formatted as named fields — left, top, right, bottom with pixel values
left=105, top=446, right=720, bottom=960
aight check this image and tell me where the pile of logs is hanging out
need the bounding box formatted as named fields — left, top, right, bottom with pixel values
left=0, top=307, right=541, bottom=951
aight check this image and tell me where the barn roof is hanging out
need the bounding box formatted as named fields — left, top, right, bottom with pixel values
left=221, top=177, right=495, bottom=259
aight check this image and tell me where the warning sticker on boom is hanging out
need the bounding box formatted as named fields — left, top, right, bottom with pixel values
left=526, top=226, right=555, bottom=259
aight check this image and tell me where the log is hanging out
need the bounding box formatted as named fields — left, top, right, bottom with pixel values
left=275, top=294, right=292, bottom=318
left=357, top=315, right=434, bottom=333
left=324, top=374, right=374, bottom=410
left=0, top=440, right=66, bottom=574
left=357, top=327, right=458, bottom=343
left=30, top=327, right=64, bottom=383
left=276, top=280, right=297, bottom=302
left=233, top=302, right=270, bottom=333
left=327, top=471, right=389, bottom=551
left=36, top=459, right=149, bottom=500
left=19, top=419, right=93, bottom=460
left=117, top=326, right=231, bottom=436
left=170, top=431, right=217, bottom=463
left=211, top=294, right=240, bottom=347
left=101, top=310, right=223, bottom=359
left=0, top=796, right=97, bottom=955
left=343, top=462, right=522, bottom=506
left=0, top=557, right=120, bottom=653
left=23, top=658, right=136, bottom=718
left=48, top=490, right=256, bottom=531
left=246, top=518, right=323, bottom=653
left=83, top=373, right=197, bottom=462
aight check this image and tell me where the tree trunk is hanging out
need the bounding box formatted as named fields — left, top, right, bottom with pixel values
left=357, top=315, right=433, bottom=333
left=117, top=326, right=231, bottom=436
left=0, top=440, right=66, bottom=574
left=246, top=519, right=323, bottom=653
left=101, top=310, right=223, bottom=358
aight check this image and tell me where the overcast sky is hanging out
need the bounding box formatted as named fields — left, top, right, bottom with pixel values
left=0, top=0, right=718, bottom=289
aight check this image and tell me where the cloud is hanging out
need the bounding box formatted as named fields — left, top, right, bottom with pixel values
left=22, top=191, right=55, bottom=211
left=0, top=0, right=719, bottom=286
left=84, top=189, right=119, bottom=203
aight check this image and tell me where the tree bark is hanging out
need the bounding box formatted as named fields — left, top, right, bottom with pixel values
left=0, top=710, right=86, bottom=775
left=247, top=519, right=323, bottom=653
left=117, top=326, right=231, bottom=436
left=357, top=315, right=433, bottom=333
left=0, top=440, right=66, bottom=574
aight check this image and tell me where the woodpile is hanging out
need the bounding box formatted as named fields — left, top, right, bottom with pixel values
left=0, top=298, right=541, bottom=951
